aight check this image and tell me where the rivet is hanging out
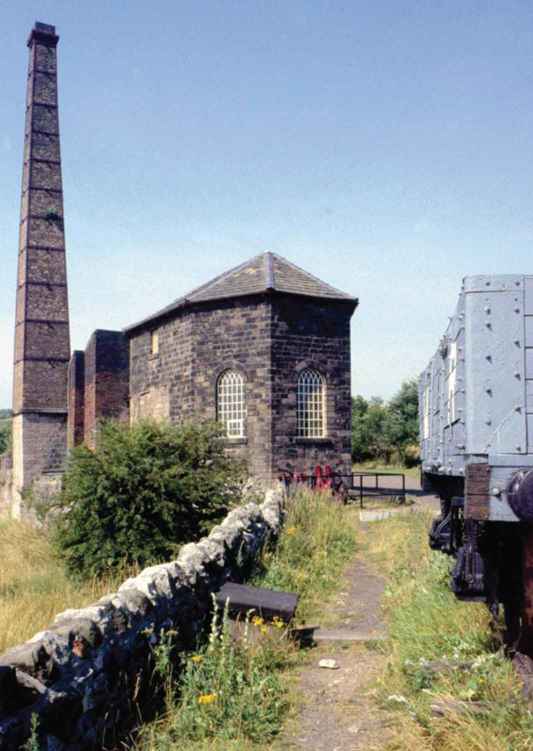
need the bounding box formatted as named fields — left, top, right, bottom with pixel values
left=492, top=487, right=501, bottom=496
left=486, top=354, right=492, bottom=361
left=516, top=280, right=521, bottom=286
left=515, top=405, right=522, bottom=412
left=515, top=372, right=521, bottom=379
left=485, top=419, right=492, bottom=425
left=484, top=306, right=491, bottom=314
left=514, top=339, right=521, bottom=346
left=515, top=307, right=521, bottom=313
left=485, top=321, right=492, bottom=328
left=517, top=445, right=522, bottom=451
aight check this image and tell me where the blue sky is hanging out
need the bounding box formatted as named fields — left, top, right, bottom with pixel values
left=2, top=1, right=533, bottom=407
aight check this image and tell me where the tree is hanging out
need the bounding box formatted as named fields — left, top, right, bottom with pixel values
left=352, top=396, right=391, bottom=462
left=0, top=412, right=12, bottom=456
left=351, top=379, right=420, bottom=465
left=384, top=379, right=419, bottom=462
left=351, top=395, right=370, bottom=462
left=53, top=420, right=245, bottom=578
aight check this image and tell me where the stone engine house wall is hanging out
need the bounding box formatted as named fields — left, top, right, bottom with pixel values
left=129, top=296, right=272, bottom=478
left=271, top=297, right=353, bottom=477
left=129, top=293, right=354, bottom=481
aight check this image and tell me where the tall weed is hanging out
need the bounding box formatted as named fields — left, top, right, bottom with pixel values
left=366, top=513, right=533, bottom=751
left=0, top=519, right=134, bottom=653
left=256, top=488, right=358, bottom=622
left=139, top=604, right=293, bottom=749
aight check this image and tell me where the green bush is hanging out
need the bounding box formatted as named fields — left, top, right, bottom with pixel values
left=0, top=412, right=12, bottom=456
left=53, top=420, right=245, bottom=578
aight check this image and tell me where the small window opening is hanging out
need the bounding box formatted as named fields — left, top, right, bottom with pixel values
left=150, top=331, right=159, bottom=356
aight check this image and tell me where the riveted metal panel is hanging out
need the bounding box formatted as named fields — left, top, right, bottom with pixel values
left=464, top=275, right=524, bottom=294
left=420, top=275, right=533, bottom=520
left=464, top=282, right=526, bottom=455
left=525, top=277, right=533, bottom=315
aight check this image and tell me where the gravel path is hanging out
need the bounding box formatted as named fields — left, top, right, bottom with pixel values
left=275, top=527, right=394, bottom=751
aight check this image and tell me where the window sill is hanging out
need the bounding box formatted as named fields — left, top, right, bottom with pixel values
left=294, top=437, right=333, bottom=445
left=223, top=438, right=248, bottom=446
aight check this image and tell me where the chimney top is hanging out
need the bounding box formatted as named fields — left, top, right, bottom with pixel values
left=28, top=22, right=59, bottom=48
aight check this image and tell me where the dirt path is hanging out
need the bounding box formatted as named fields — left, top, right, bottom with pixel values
left=276, top=529, right=394, bottom=751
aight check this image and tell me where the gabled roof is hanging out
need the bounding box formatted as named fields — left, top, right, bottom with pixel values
left=125, top=251, right=357, bottom=333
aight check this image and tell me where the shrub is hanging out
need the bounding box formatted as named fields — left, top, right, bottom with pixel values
left=53, top=420, right=245, bottom=578
left=0, top=412, right=11, bottom=456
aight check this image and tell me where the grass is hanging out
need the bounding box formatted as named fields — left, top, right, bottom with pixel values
left=255, top=488, right=359, bottom=623
left=364, top=512, right=533, bottom=751
left=0, top=519, right=132, bottom=653
left=137, top=488, right=359, bottom=749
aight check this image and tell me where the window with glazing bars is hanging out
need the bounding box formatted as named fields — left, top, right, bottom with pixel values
left=217, top=370, right=246, bottom=438
left=297, top=369, right=326, bottom=438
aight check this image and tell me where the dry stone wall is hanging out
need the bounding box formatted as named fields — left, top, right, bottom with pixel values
left=0, top=487, right=285, bottom=751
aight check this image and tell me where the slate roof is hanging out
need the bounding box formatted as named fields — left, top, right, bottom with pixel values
left=125, top=251, right=357, bottom=333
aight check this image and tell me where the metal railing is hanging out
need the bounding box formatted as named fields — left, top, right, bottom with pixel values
left=278, top=467, right=407, bottom=508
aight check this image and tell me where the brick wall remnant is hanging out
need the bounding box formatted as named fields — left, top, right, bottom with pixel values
left=83, top=331, right=129, bottom=449
left=67, top=351, right=85, bottom=449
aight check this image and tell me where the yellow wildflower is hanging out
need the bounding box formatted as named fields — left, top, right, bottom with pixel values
left=191, top=655, right=203, bottom=664
left=272, top=617, right=285, bottom=630
left=286, top=526, right=297, bottom=535
left=198, top=693, right=217, bottom=705
left=260, top=625, right=269, bottom=635
left=251, top=615, right=264, bottom=627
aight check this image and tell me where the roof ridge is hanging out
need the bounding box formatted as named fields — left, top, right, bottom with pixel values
left=124, top=250, right=357, bottom=334
left=162, top=252, right=267, bottom=311
left=271, top=252, right=351, bottom=298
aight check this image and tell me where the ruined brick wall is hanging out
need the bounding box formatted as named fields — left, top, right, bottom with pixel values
left=67, top=351, right=85, bottom=449
left=84, top=331, right=129, bottom=449
left=270, top=296, right=354, bottom=478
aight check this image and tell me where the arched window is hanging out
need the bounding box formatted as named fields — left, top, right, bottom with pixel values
left=297, top=369, right=326, bottom=438
left=217, top=370, right=246, bottom=438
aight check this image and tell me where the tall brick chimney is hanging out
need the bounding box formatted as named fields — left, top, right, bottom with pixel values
left=11, top=23, right=70, bottom=515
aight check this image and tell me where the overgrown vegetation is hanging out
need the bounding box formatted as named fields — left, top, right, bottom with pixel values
left=53, top=420, right=245, bottom=578
left=367, top=513, right=533, bottom=751
left=139, top=607, right=292, bottom=750
left=0, top=518, right=131, bottom=653
left=256, top=488, right=358, bottom=622
left=0, top=409, right=12, bottom=456
left=352, top=378, right=419, bottom=465
left=138, top=488, right=358, bottom=749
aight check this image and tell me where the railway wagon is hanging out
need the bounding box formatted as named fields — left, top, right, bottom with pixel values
left=420, top=274, right=533, bottom=652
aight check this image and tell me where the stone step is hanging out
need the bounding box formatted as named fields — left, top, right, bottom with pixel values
left=314, top=629, right=387, bottom=642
